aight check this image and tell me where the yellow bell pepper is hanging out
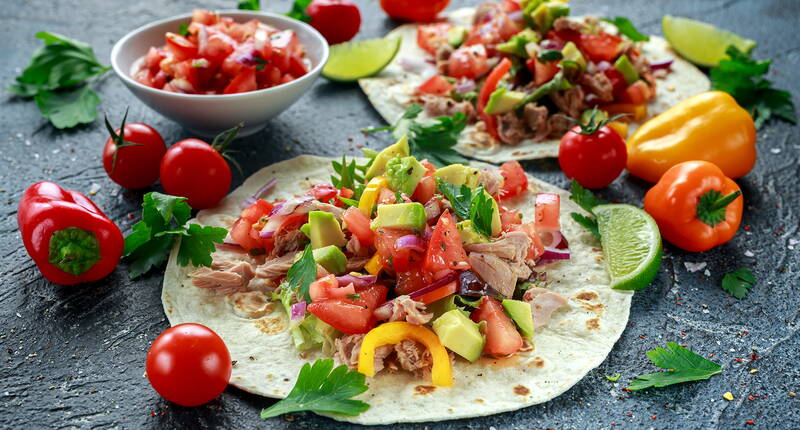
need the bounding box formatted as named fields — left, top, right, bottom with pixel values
left=603, top=103, right=647, bottom=122
left=364, top=252, right=383, bottom=275
left=358, top=176, right=388, bottom=216
left=607, top=121, right=628, bottom=139
left=626, top=91, right=756, bottom=183
left=358, top=321, right=453, bottom=386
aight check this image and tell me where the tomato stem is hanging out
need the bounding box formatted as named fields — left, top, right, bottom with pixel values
left=105, top=107, right=142, bottom=172
left=212, top=122, right=244, bottom=154
left=569, top=107, right=628, bottom=135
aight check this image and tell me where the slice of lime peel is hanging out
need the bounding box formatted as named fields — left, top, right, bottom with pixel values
left=662, top=15, right=757, bottom=67
left=593, top=204, right=663, bottom=291
left=322, top=37, right=402, bottom=82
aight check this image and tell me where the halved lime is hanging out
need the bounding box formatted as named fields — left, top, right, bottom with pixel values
left=322, top=37, right=401, bottom=82
left=594, top=204, right=662, bottom=291
left=662, top=16, right=757, bottom=67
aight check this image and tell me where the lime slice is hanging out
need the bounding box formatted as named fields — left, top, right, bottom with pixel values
left=322, top=37, right=401, bottom=82
left=593, top=204, right=662, bottom=291
left=662, top=16, right=757, bottom=67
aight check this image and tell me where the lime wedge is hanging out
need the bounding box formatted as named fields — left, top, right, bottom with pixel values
left=322, top=37, right=401, bottom=82
left=662, top=16, right=757, bottom=67
left=593, top=204, right=662, bottom=291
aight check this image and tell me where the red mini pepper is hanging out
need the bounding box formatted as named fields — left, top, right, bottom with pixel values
left=478, top=57, right=512, bottom=140
left=18, top=182, right=124, bottom=285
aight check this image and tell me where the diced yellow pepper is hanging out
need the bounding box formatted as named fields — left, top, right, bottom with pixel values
left=358, top=322, right=453, bottom=386
left=364, top=252, right=383, bottom=275
left=607, top=121, right=629, bottom=139
left=358, top=176, right=388, bottom=216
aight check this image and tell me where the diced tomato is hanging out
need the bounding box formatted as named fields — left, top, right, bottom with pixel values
left=464, top=14, right=520, bottom=48
left=309, top=183, right=339, bottom=203
left=535, top=193, right=560, bottom=231
left=578, top=32, right=622, bottom=62
left=374, top=228, right=421, bottom=272
left=423, top=211, right=470, bottom=273
left=500, top=206, right=522, bottom=232
left=501, top=0, right=521, bottom=12
left=447, top=45, right=490, bottom=79
left=309, top=275, right=356, bottom=301
left=417, top=23, right=452, bottom=56
left=415, top=280, right=458, bottom=304
left=165, top=32, right=198, bottom=61
left=241, top=199, right=274, bottom=222
left=471, top=297, right=523, bottom=356
left=172, top=60, right=200, bottom=92
left=418, top=75, right=455, bottom=96
left=192, top=9, right=219, bottom=26
left=526, top=57, right=560, bottom=87
left=395, top=262, right=434, bottom=295
left=230, top=218, right=263, bottom=251
left=288, top=55, right=308, bottom=77
left=227, top=19, right=260, bottom=43
left=478, top=57, right=512, bottom=140
left=420, top=160, right=437, bottom=176
left=151, top=70, right=167, bottom=89
left=499, top=161, right=528, bottom=199
left=274, top=213, right=308, bottom=238
left=271, top=30, right=300, bottom=56
left=619, top=80, right=653, bottom=104
left=203, top=31, right=236, bottom=63
left=411, top=176, right=436, bottom=204
left=224, top=67, right=257, bottom=94
left=342, top=207, right=375, bottom=247
left=144, top=47, right=166, bottom=72
left=514, top=222, right=545, bottom=260
left=603, top=68, right=628, bottom=99
left=307, top=284, right=388, bottom=334
left=377, top=187, right=397, bottom=204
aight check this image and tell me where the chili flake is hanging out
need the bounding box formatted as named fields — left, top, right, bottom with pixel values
left=746, top=420, right=755, bottom=425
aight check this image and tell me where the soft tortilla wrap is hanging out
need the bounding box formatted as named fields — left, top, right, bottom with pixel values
left=359, top=8, right=710, bottom=162
left=162, top=155, right=633, bottom=424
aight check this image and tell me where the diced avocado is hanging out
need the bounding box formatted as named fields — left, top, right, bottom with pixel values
left=432, top=309, right=486, bottom=362
left=561, top=41, right=586, bottom=71
left=497, top=28, right=541, bottom=58
left=531, top=2, right=570, bottom=33
left=521, top=0, right=545, bottom=15
left=581, top=108, right=609, bottom=124
left=435, top=164, right=480, bottom=188
left=484, top=87, right=527, bottom=115
left=300, top=222, right=311, bottom=237
left=614, top=54, right=639, bottom=84
left=502, top=299, right=534, bottom=338
left=517, top=72, right=572, bottom=106
left=457, top=220, right=489, bottom=245
left=365, top=136, right=410, bottom=180
left=312, top=245, right=347, bottom=274
left=371, top=202, right=427, bottom=231
left=308, top=211, right=347, bottom=249
left=484, top=190, right=502, bottom=237
left=386, top=156, right=426, bottom=196
left=447, top=26, right=468, bottom=47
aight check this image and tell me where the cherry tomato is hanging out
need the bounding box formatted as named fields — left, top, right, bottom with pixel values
left=160, top=138, right=231, bottom=209
left=307, top=0, right=361, bottom=45
left=471, top=297, right=522, bottom=356
left=416, top=23, right=452, bottom=56
left=102, top=113, right=166, bottom=190
left=423, top=211, right=470, bottom=273
left=146, top=323, right=231, bottom=407
left=309, top=274, right=356, bottom=301
left=558, top=124, right=627, bottom=189
left=381, top=0, right=450, bottom=22
left=498, top=161, right=528, bottom=199
left=447, top=45, right=490, bottom=79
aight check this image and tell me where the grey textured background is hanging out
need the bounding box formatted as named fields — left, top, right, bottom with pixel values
left=1, top=0, right=798, bottom=429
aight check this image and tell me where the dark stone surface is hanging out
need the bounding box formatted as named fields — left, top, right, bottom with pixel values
left=1, top=0, right=798, bottom=428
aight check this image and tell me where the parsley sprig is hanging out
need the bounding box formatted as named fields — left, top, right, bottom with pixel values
left=8, top=32, right=110, bottom=129
left=284, top=244, right=317, bottom=303
left=568, top=180, right=606, bottom=239
left=286, top=0, right=313, bottom=22
left=237, top=0, right=260, bottom=10
left=711, top=46, right=796, bottom=128
left=123, top=192, right=227, bottom=278
left=629, top=343, right=722, bottom=391
left=436, top=180, right=496, bottom=237
left=602, top=17, right=649, bottom=42
left=260, top=358, right=370, bottom=419
left=721, top=268, right=755, bottom=299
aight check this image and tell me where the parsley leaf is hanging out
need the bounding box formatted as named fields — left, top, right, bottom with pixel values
left=568, top=180, right=606, bottom=239
left=711, top=46, right=797, bottom=128
left=286, top=0, right=312, bottom=22
left=238, top=0, right=260, bottom=10
left=34, top=85, right=101, bottom=129
left=406, top=111, right=469, bottom=167
left=570, top=212, right=600, bottom=239
left=469, top=186, right=495, bottom=237
left=628, top=342, right=722, bottom=391
left=436, top=179, right=472, bottom=220
left=177, top=23, right=190, bottom=37
left=260, top=358, right=369, bottom=418
left=285, top=244, right=317, bottom=302
left=721, top=268, right=755, bottom=299
left=331, top=155, right=369, bottom=201
left=123, top=192, right=227, bottom=278
left=602, top=17, right=649, bottom=42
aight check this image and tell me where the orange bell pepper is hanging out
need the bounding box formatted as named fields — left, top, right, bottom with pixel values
left=627, top=91, right=756, bottom=183
left=358, top=321, right=453, bottom=386
left=603, top=103, right=647, bottom=122
left=644, top=161, right=743, bottom=252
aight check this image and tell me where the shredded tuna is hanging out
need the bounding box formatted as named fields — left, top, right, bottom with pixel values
left=191, top=260, right=254, bottom=296
left=346, top=236, right=372, bottom=257
left=306, top=200, right=345, bottom=219
left=424, top=198, right=443, bottom=222
left=434, top=44, right=454, bottom=74
left=553, top=17, right=587, bottom=32
left=395, top=340, right=432, bottom=374
left=523, top=287, right=568, bottom=328
left=465, top=230, right=531, bottom=263
left=581, top=72, right=614, bottom=102
left=547, top=113, right=573, bottom=138
left=387, top=295, right=433, bottom=325
left=335, top=334, right=393, bottom=373
left=346, top=257, right=370, bottom=272
left=497, top=111, right=533, bottom=145
left=255, top=252, right=298, bottom=279
left=421, top=94, right=475, bottom=121
left=523, top=104, right=551, bottom=141
left=549, top=86, right=587, bottom=119
left=468, top=252, right=519, bottom=297
left=272, top=229, right=308, bottom=256
left=477, top=168, right=505, bottom=197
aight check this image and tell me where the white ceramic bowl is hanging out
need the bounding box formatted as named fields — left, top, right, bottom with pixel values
left=111, top=11, right=329, bottom=137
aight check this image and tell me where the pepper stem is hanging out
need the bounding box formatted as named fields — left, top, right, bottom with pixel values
left=696, top=189, right=742, bottom=227
left=48, top=228, right=102, bottom=276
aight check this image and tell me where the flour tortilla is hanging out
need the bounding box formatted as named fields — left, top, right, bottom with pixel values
left=162, top=155, right=633, bottom=424
left=359, top=8, right=710, bottom=162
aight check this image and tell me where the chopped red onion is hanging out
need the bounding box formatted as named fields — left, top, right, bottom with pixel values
left=336, top=274, right=377, bottom=289
left=395, top=234, right=426, bottom=253
left=376, top=271, right=459, bottom=314
left=585, top=93, right=601, bottom=105
left=240, top=178, right=278, bottom=209
left=400, top=57, right=436, bottom=77
left=540, top=247, right=571, bottom=261
left=271, top=195, right=314, bottom=217
left=197, top=26, right=208, bottom=56
left=541, top=39, right=564, bottom=50
left=259, top=229, right=275, bottom=239
left=423, top=225, right=433, bottom=241
left=291, top=301, right=307, bottom=320
left=454, top=79, right=476, bottom=93
left=650, top=58, right=674, bottom=70
left=508, top=10, right=524, bottom=21
left=596, top=61, right=612, bottom=71
left=540, top=230, right=563, bottom=248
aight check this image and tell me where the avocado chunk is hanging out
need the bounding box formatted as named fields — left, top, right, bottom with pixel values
left=478, top=189, right=503, bottom=237
left=386, top=156, right=426, bottom=196
left=299, top=222, right=311, bottom=237
left=432, top=309, right=486, bottom=362
left=484, top=87, right=527, bottom=115
left=497, top=28, right=541, bottom=58
left=447, top=26, right=468, bottom=47
left=517, top=72, right=572, bottom=106
left=434, top=164, right=480, bottom=188
left=614, top=54, right=639, bottom=84
left=457, top=220, right=490, bottom=244
left=371, top=202, right=427, bottom=231
left=530, top=2, right=570, bottom=33
left=308, top=211, right=347, bottom=249
left=365, top=136, right=410, bottom=180
left=312, top=245, right=347, bottom=274
left=561, top=41, right=587, bottom=72
left=502, top=299, right=534, bottom=338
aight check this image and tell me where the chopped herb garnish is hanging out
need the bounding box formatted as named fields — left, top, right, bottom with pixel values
left=436, top=180, right=472, bottom=220
left=602, top=17, right=649, bottom=42
left=721, top=268, right=755, bottom=299
left=568, top=180, right=606, bottom=239
left=178, top=23, right=190, bottom=37
left=469, top=186, right=495, bottom=238
left=346, top=294, right=361, bottom=300
left=238, top=0, right=260, bottom=10
left=286, top=0, right=312, bottom=22
left=538, top=50, right=564, bottom=62
left=606, top=373, right=621, bottom=382
left=628, top=343, right=722, bottom=391
left=284, top=244, right=317, bottom=302
left=260, top=358, right=369, bottom=419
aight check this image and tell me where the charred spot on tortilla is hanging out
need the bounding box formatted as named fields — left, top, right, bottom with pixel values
left=579, top=302, right=606, bottom=316
left=414, top=385, right=436, bottom=395
left=514, top=385, right=531, bottom=396
left=575, top=291, right=599, bottom=301
left=528, top=356, right=546, bottom=368
left=586, top=318, right=600, bottom=330
left=255, top=316, right=286, bottom=334
left=474, top=398, right=485, bottom=403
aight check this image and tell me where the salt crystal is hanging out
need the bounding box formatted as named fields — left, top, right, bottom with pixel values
left=684, top=262, right=707, bottom=272
left=770, top=148, right=781, bottom=154
left=704, top=269, right=711, bottom=277
left=88, top=183, right=101, bottom=195
left=744, top=250, right=754, bottom=257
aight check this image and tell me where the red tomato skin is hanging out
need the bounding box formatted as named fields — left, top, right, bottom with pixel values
left=224, top=66, right=257, bottom=94
left=146, top=323, right=231, bottom=407
left=165, top=32, right=198, bottom=61
left=471, top=297, right=523, bottom=357
left=416, top=23, right=452, bottom=55
left=411, top=175, right=436, bottom=203
left=534, top=193, right=561, bottom=231
left=307, top=0, right=361, bottom=45
left=381, top=0, right=450, bottom=22
left=423, top=211, right=470, bottom=273
left=160, top=139, right=232, bottom=209
left=447, top=45, right=490, bottom=79
left=395, top=263, right=434, bottom=295
left=102, top=123, right=166, bottom=189
left=498, top=161, right=528, bottom=199
left=578, top=32, right=622, bottom=62
left=500, top=206, right=522, bottom=232
left=558, top=125, right=627, bottom=189
left=418, top=75, right=455, bottom=96
left=342, top=207, right=375, bottom=246
left=526, top=57, right=560, bottom=87
left=308, top=284, right=388, bottom=334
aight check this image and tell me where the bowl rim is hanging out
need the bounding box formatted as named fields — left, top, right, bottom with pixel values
left=110, top=9, right=329, bottom=100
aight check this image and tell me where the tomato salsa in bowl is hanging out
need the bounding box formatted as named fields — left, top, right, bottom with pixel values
left=111, top=10, right=328, bottom=137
